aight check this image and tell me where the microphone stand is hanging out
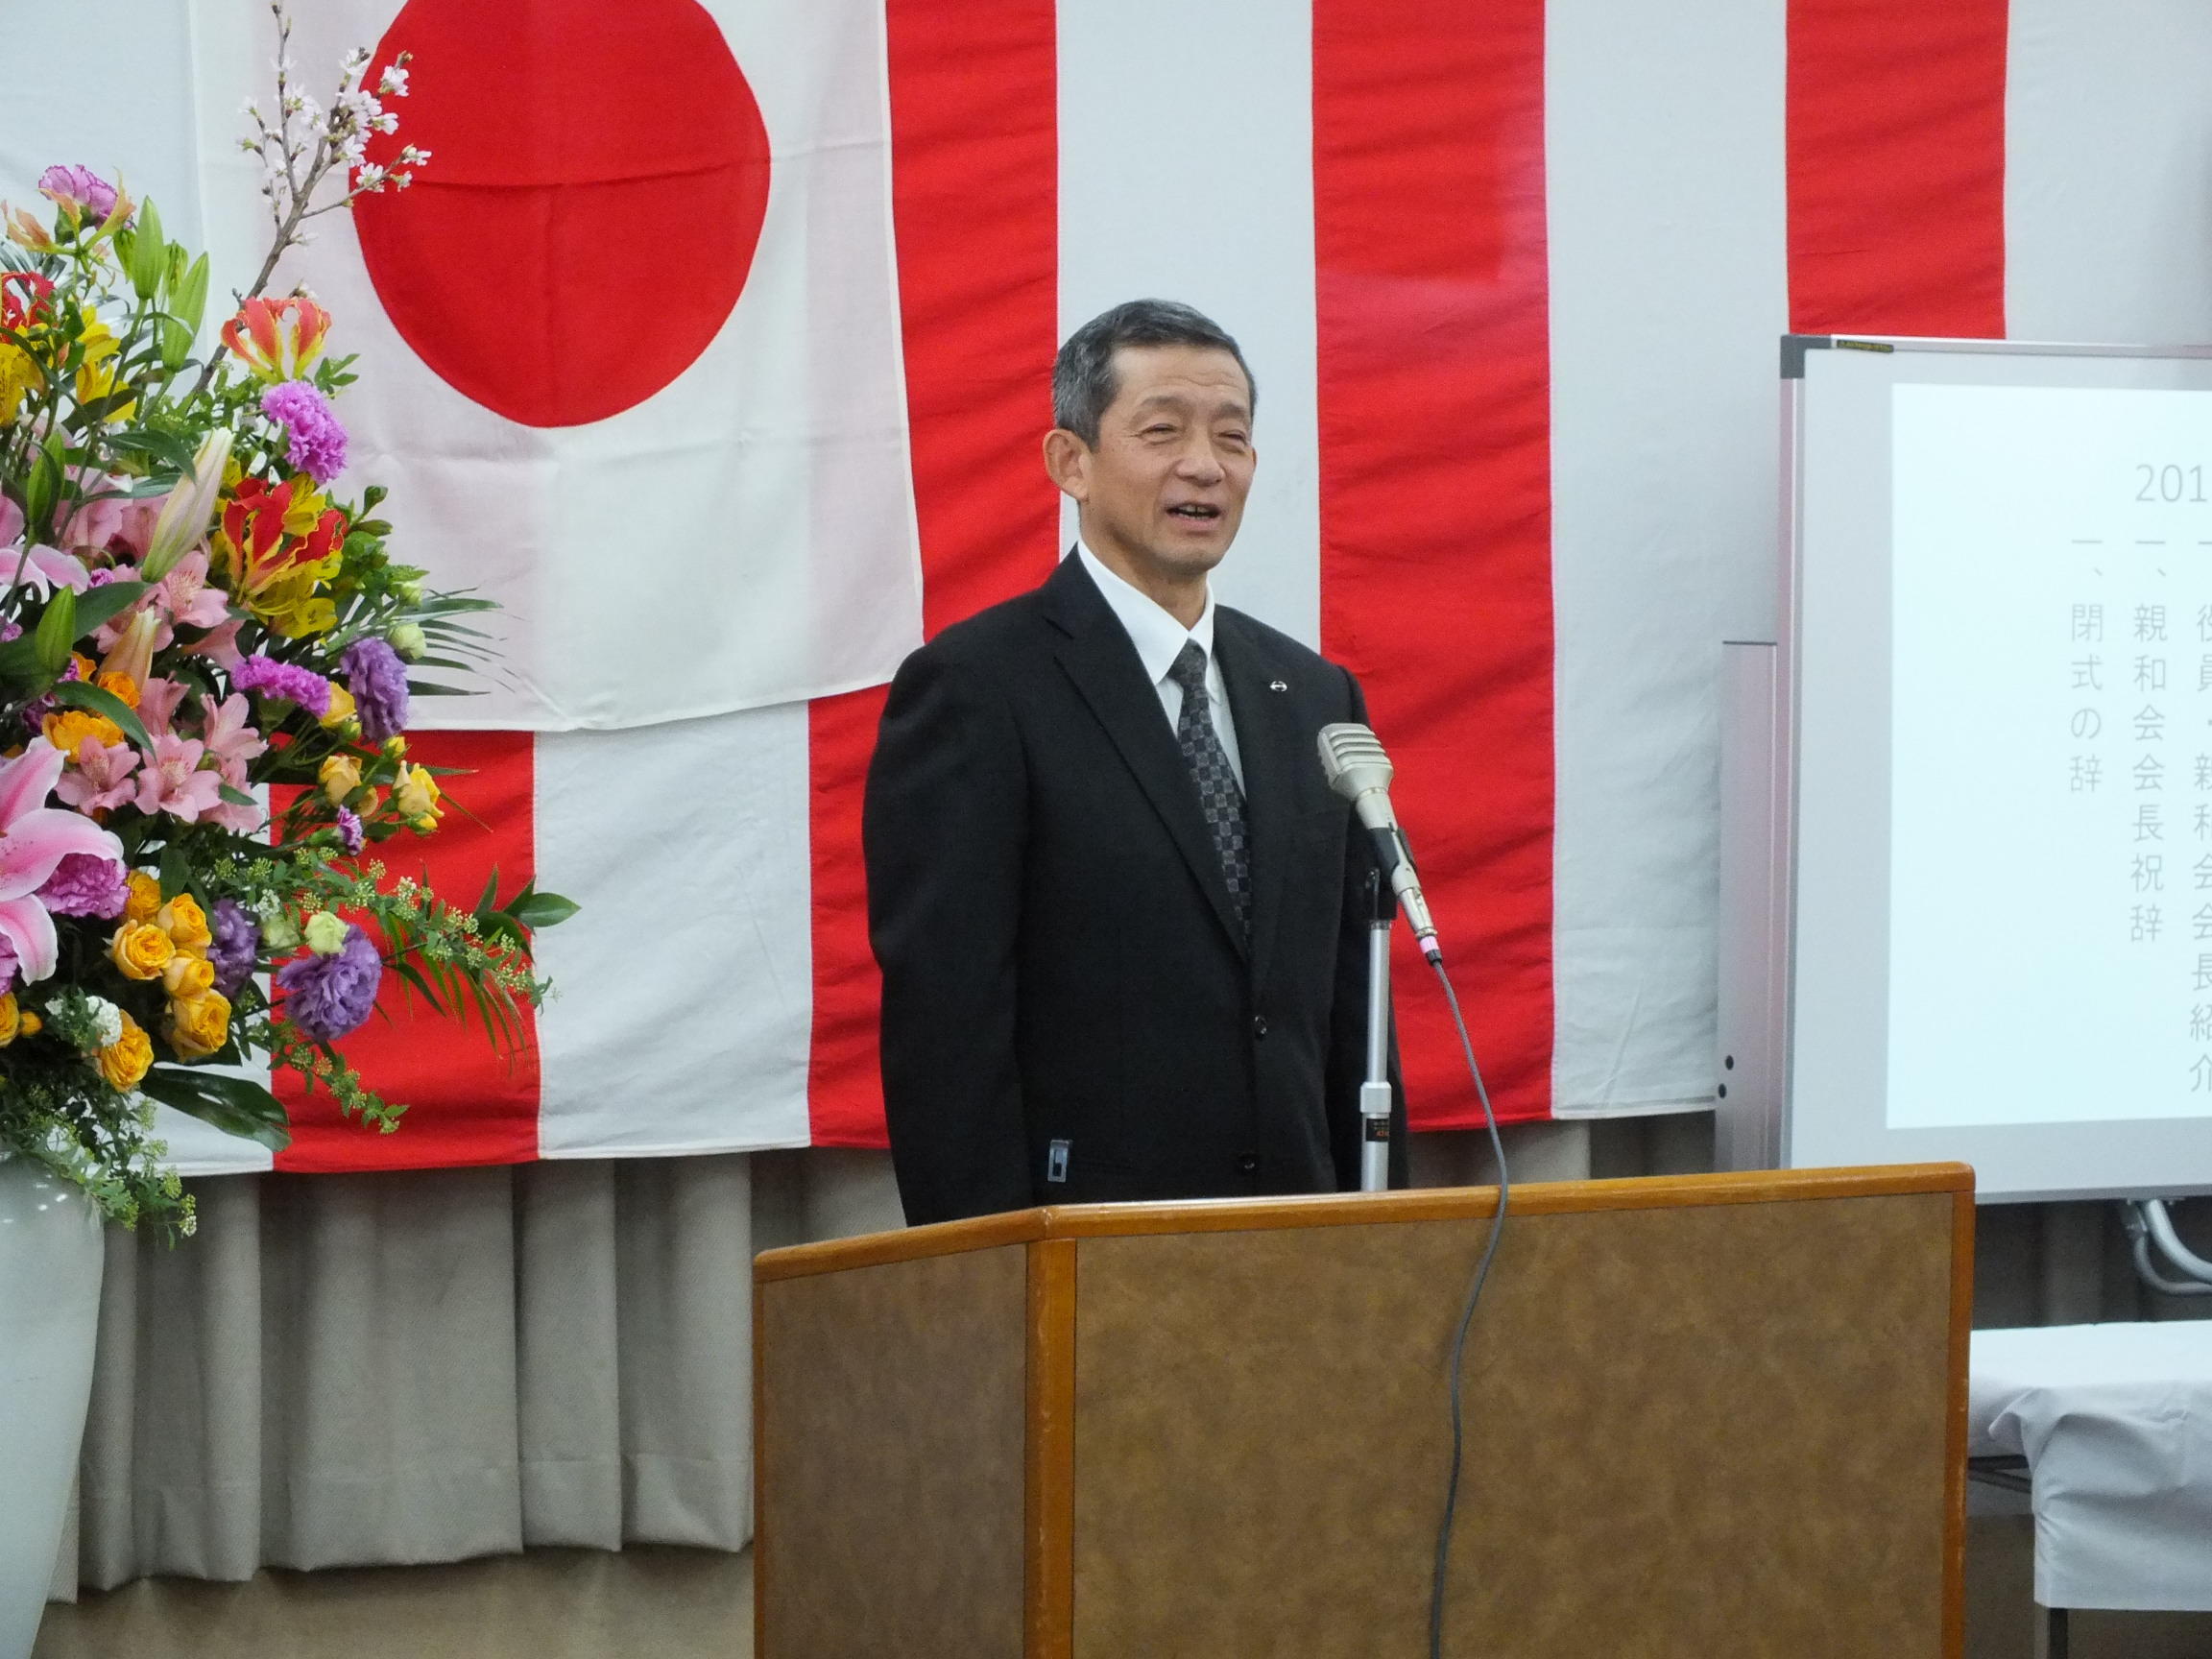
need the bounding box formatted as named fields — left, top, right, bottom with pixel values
left=1360, top=866, right=1395, bottom=1192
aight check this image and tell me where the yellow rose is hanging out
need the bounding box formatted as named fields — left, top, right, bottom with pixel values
left=321, top=683, right=358, bottom=731
left=319, top=753, right=363, bottom=805
left=162, top=954, right=215, bottom=998
left=156, top=894, right=212, bottom=957
left=394, top=763, right=443, bottom=828
left=94, top=670, right=140, bottom=709
left=41, top=709, right=124, bottom=755
left=0, top=993, right=19, bottom=1046
left=109, top=920, right=175, bottom=980
left=95, top=1014, right=153, bottom=1091
left=163, top=990, right=231, bottom=1060
left=123, top=871, right=161, bottom=923
left=16, top=1011, right=40, bottom=1040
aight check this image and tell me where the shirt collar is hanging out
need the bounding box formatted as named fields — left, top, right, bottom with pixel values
left=1075, top=541, right=1216, bottom=686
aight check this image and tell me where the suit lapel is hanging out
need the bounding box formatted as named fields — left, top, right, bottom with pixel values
left=1215, top=613, right=1304, bottom=986
left=1043, top=557, right=1250, bottom=959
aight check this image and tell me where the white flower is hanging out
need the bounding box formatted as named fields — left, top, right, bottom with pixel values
left=354, top=163, right=389, bottom=193
left=84, top=997, right=123, bottom=1051
left=379, top=63, right=410, bottom=97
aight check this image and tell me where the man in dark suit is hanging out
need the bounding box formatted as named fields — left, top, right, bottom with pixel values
left=863, top=299, right=1404, bottom=1226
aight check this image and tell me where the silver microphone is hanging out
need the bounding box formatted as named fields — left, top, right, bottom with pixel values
left=1316, top=723, right=1443, bottom=962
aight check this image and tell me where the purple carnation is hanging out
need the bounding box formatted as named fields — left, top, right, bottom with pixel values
left=335, top=805, right=364, bottom=854
left=260, top=380, right=349, bottom=486
left=341, top=637, right=409, bottom=742
left=37, top=165, right=118, bottom=221
left=274, top=925, right=382, bottom=1043
left=231, top=653, right=333, bottom=717
left=208, top=899, right=259, bottom=998
left=36, top=853, right=130, bottom=919
left=0, top=934, right=18, bottom=995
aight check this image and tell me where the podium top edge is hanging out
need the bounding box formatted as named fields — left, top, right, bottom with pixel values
left=752, top=1163, right=1972, bottom=1284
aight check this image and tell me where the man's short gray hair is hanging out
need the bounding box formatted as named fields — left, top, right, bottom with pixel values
left=1051, top=300, right=1256, bottom=446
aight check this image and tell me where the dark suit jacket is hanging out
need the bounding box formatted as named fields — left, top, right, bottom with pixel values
left=862, top=553, right=1405, bottom=1225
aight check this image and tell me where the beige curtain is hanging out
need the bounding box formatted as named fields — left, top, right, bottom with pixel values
left=52, top=1148, right=904, bottom=1599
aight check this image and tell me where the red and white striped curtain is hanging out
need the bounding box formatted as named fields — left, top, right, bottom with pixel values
left=7, top=0, right=2203, bottom=1174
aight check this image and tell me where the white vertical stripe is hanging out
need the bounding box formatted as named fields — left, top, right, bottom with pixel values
left=2006, top=0, right=2212, bottom=344
left=1545, top=0, right=1791, bottom=1112
left=536, top=706, right=813, bottom=1157
left=1053, top=0, right=1320, bottom=648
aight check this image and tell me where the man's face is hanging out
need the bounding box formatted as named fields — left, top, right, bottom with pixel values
left=1048, top=344, right=1256, bottom=589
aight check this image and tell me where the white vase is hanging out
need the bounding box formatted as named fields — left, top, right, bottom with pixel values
left=0, top=1156, right=104, bottom=1659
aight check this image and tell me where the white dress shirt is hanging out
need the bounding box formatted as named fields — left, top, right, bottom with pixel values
left=1075, top=542, right=1245, bottom=790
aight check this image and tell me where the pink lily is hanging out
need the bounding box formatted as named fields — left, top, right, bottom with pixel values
left=0, top=498, right=21, bottom=547
left=154, top=550, right=230, bottom=630
left=200, top=693, right=267, bottom=769
left=1, top=543, right=91, bottom=600
left=134, top=733, right=225, bottom=822
left=55, top=737, right=140, bottom=814
left=140, top=428, right=231, bottom=581
left=205, top=757, right=264, bottom=835
left=181, top=617, right=245, bottom=669
left=57, top=470, right=127, bottom=553
left=135, top=675, right=191, bottom=737
left=100, top=607, right=161, bottom=688
left=0, top=741, right=127, bottom=982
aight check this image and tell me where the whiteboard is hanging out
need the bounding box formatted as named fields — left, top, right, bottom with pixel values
left=1786, top=336, right=2212, bottom=1200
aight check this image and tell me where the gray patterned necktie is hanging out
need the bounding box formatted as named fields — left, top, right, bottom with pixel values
left=1168, top=640, right=1250, bottom=937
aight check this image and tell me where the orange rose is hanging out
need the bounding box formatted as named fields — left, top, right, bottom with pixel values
left=109, top=920, right=175, bottom=980
left=123, top=871, right=161, bottom=923
left=41, top=709, right=123, bottom=755
left=156, top=894, right=212, bottom=956
left=162, top=954, right=215, bottom=998
left=96, top=1013, right=153, bottom=1091
left=163, top=990, right=231, bottom=1060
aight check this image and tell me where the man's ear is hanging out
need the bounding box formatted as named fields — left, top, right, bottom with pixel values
left=1043, top=428, right=1090, bottom=501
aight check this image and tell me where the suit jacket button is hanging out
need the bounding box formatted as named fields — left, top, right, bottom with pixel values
left=1251, top=1014, right=1269, bottom=1039
left=1237, top=1153, right=1260, bottom=1175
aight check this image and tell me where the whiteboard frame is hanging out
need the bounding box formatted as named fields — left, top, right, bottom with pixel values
left=1768, top=335, right=2212, bottom=1202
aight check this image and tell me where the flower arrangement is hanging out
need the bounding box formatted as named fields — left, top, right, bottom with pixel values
left=0, top=10, right=570, bottom=1233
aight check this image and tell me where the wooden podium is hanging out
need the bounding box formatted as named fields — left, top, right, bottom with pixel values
left=753, top=1165, right=1972, bottom=1659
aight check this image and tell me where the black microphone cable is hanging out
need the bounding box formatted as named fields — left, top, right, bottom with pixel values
left=1423, top=952, right=1509, bottom=1659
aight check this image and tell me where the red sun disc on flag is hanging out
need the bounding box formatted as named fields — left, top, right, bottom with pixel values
left=354, top=0, right=772, bottom=428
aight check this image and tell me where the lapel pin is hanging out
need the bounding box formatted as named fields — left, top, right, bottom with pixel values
left=1269, top=679, right=1287, bottom=692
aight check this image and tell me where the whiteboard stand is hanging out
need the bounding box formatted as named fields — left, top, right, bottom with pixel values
left=1717, top=638, right=1787, bottom=1172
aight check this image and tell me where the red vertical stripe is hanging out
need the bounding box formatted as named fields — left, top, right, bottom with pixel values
left=1313, top=0, right=1556, bottom=1127
left=1788, top=0, right=2008, bottom=336
left=804, top=0, right=1060, bottom=1146
left=273, top=730, right=541, bottom=1170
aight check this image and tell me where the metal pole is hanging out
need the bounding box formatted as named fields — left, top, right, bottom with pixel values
left=1360, top=868, right=1394, bottom=1191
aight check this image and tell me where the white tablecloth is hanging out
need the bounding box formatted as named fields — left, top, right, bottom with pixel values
left=1971, top=1322, right=2212, bottom=1610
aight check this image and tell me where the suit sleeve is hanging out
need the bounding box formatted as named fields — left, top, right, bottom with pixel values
left=1323, top=668, right=1411, bottom=1190
left=862, top=644, right=1035, bottom=1224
